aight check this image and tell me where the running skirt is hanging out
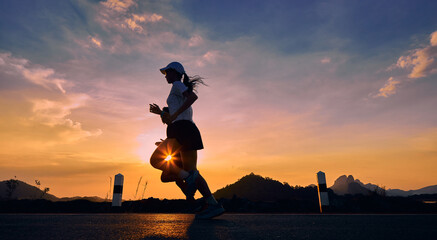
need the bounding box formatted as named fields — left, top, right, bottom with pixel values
left=166, top=120, right=204, bottom=151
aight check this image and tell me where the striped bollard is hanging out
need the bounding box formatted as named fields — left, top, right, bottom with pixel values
left=112, top=173, right=124, bottom=207
left=317, top=171, right=329, bottom=213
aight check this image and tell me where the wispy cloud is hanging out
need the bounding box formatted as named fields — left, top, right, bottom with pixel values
left=321, top=57, right=331, bottom=64
left=395, top=30, right=437, bottom=78
left=124, top=14, right=162, bottom=33
left=98, top=0, right=163, bottom=35
left=0, top=52, right=102, bottom=144
left=101, top=0, right=136, bottom=13
left=195, top=50, right=223, bottom=67
left=188, top=35, right=204, bottom=47
left=377, top=30, right=437, bottom=98
left=373, top=77, right=401, bottom=98
left=0, top=52, right=67, bottom=93
left=90, top=36, right=102, bottom=48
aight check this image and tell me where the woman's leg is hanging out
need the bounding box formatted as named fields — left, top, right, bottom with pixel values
left=180, top=150, right=213, bottom=198
left=160, top=171, right=192, bottom=200
left=150, top=138, right=183, bottom=175
left=151, top=139, right=195, bottom=198
left=159, top=152, right=183, bottom=182
left=180, top=149, right=224, bottom=219
left=160, top=171, right=179, bottom=182
left=179, top=150, right=197, bottom=171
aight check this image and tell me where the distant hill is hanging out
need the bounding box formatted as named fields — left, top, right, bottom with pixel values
left=330, top=175, right=372, bottom=195
left=386, top=185, right=437, bottom=197
left=57, top=196, right=107, bottom=202
left=213, top=172, right=318, bottom=201
left=0, top=179, right=58, bottom=201
left=0, top=179, right=106, bottom=202
left=329, top=175, right=437, bottom=196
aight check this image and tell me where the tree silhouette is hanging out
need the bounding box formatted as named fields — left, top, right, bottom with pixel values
left=35, top=179, right=50, bottom=199
left=5, top=177, right=19, bottom=199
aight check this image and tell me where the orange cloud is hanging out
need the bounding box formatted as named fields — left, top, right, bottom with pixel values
left=374, top=77, right=401, bottom=98
left=396, top=30, right=437, bottom=78
left=90, top=36, right=102, bottom=48
left=98, top=0, right=163, bottom=35
left=29, top=94, right=102, bottom=142
left=431, top=31, right=437, bottom=46
left=132, top=13, right=163, bottom=23
left=124, top=18, right=143, bottom=32
left=123, top=14, right=163, bottom=33
left=101, top=0, right=136, bottom=13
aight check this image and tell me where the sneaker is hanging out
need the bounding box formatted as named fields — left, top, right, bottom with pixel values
left=185, top=199, right=204, bottom=213
left=195, top=203, right=225, bottom=219
left=184, top=170, right=199, bottom=197
left=193, top=197, right=206, bottom=213
left=184, top=197, right=205, bottom=213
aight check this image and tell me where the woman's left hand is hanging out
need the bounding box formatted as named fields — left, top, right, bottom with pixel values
left=149, top=103, right=162, bottom=114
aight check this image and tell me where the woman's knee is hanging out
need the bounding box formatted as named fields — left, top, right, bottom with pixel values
left=150, top=138, right=176, bottom=168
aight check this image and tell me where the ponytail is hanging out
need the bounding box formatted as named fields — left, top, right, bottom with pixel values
left=182, top=72, right=206, bottom=92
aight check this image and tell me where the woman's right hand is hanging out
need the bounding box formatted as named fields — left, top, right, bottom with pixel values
left=155, top=138, right=165, bottom=146
left=149, top=103, right=162, bottom=114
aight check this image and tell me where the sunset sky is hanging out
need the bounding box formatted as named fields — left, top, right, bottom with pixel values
left=1, top=0, right=437, bottom=199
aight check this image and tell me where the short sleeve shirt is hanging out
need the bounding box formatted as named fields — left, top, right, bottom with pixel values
left=166, top=81, right=193, bottom=123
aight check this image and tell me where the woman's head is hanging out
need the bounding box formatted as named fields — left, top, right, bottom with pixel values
left=160, top=62, right=185, bottom=75
left=164, top=68, right=181, bottom=84
left=160, top=62, right=184, bottom=84
left=160, top=61, right=206, bottom=91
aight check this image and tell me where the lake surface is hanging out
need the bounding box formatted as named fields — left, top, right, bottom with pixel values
left=0, top=213, right=436, bottom=240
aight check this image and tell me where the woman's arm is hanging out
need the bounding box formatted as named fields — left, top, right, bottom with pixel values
left=162, top=91, right=198, bottom=124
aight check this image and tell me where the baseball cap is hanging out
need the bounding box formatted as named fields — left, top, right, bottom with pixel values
left=160, top=62, right=185, bottom=75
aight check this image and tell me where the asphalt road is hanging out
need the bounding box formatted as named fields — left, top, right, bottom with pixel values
left=0, top=213, right=435, bottom=240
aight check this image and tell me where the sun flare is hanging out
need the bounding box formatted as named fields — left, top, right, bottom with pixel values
left=164, top=155, right=172, bottom=161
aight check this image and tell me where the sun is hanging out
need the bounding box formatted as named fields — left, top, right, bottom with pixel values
left=164, top=155, right=172, bottom=161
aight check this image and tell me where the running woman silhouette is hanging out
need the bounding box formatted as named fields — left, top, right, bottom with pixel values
left=149, top=62, right=224, bottom=219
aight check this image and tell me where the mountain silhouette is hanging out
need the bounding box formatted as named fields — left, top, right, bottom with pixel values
left=386, top=185, right=437, bottom=197
left=0, top=179, right=58, bottom=201
left=330, top=175, right=372, bottom=195
left=57, top=196, right=107, bottom=202
left=213, top=172, right=317, bottom=201
left=0, top=179, right=106, bottom=202
left=329, top=175, right=437, bottom=196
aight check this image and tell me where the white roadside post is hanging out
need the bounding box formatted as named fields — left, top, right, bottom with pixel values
left=112, top=173, right=124, bottom=207
left=317, top=171, right=329, bottom=213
